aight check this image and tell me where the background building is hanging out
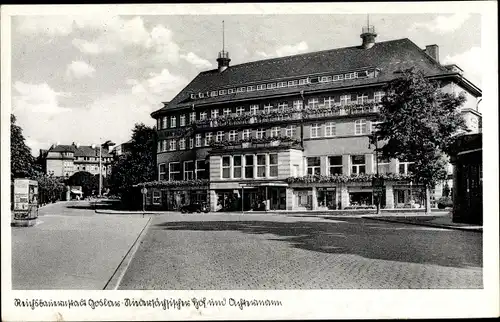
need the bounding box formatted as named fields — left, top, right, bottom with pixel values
left=39, top=142, right=113, bottom=178
left=147, top=24, right=482, bottom=212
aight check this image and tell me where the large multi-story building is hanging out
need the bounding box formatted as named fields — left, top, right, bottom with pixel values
left=39, top=142, right=113, bottom=178
left=147, top=25, right=481, bottom=212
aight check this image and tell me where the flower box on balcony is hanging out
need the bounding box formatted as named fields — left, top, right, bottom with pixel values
left=270, top=140, right=280, bottom=147
left=242, top=142, right=251, bottom=148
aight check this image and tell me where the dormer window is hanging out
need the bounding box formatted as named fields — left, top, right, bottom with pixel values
left=356, top=71, right=368, bottom=78
left=320, top=76, right=332, bottom=83
left=288, top=80, right=298, bottom=87
left=332, top=74, right=343, bottom=81
left=191, top=93, right=197, bottom=99
left=247, top=85, right=255, bottom=92
left=298, top=78, right=308, bottom=85
left=210, top=91, right=218, bottom=97
left=277, top=82, right=287, bottom=88
left=257, top=84, right=265, bottom=91
left=345, top=72, right=356, bottom=80
left=198, top=92, right=205, bottom=98
left=219, top=89, right=227, bottom=95
left=237, top=87, right=246, bottom=93
left=228, top=88, right=235, bottom=94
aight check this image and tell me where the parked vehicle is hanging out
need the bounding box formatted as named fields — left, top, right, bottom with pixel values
left=180, top=202, right=210, bottom=213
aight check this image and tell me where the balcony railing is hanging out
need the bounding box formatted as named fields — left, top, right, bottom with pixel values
left=193, top=101, right=380, bottom=130
left=210, top=137, right=302, bottom=151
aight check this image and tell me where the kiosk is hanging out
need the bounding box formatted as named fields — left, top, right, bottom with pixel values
left=12, top=179, right=39, bottom=227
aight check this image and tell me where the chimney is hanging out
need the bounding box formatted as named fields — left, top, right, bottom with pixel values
left=425, top=45, right=439, bottom=63
left=360, top=25, right=377, bottom=49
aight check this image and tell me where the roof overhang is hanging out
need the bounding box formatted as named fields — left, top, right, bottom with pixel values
left=429, top=72, right=482, bottom=97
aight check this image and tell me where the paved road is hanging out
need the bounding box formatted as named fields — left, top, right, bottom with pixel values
left=11, top=201, right=149, bottom=289
left=119, top=213, right=482, bottom=289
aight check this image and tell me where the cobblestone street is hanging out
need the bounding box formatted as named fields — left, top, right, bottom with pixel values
left=119, top=213, right=482, bottom=289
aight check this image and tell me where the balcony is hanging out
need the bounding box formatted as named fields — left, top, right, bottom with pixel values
left=209, top=137, right=302, bottom=153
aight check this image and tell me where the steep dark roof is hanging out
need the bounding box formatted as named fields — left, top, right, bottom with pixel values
left=47, top=145, right=112, bottom=158
left=152, top=38, right=458, bottom=116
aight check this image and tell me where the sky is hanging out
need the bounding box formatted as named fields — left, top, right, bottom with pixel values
left=8, top=8, right=482, bottom=156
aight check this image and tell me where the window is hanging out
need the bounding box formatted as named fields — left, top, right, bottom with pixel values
left=357, top=93, right=369, bottom=104
left=340, top=94, right=351, bottom=105
left=222, top=156, right=231, bottom=179
left=157, top=141, right=161, bottom=152
left=198, top=92, right=205, bottom=98
left=332, top=74, right=343, bottom=81
left=325, top=122, right=336, bottom=137
left=247, top=85, right=255, bottom=92
left=307, top=157, right=321, bottom=175
left=351, top=155, right=365, bottom=174
left=180, top=115, right=186, bottom=127
left=162, top=140, right=167, bottom=152
left=236, top=106, right=245, bottom=115
left=308, top=98, right=319, bottom=108
left=269, top=154, right=278, bottom=177
left=270, top=127, right=280, bottom=138
left=169, top=139, right=176, bottom=151
left=190, top=112, right=196, bottom=124
left=169, top=162, right=181, bottom=181
left=277, top=81, right=287, bottom=88
left=219, top=89, right=227, bottom=95
left=257, top=154, right=266, bottom=178
left=377, top=156, right=390, bottom=174
left=223, top=108, right=231, bottom=116
left=233, top=155, right=242, bottom=178
left=374, top=91, right=385, bottom=103
left=257, top=84, right=265, bottom=91
left=162, top=116, right=167, bottom=129
left=216, top=131, right=224, bottom=142
left=191, top=93, right=197, bottom=99
left=184, top=161, right=194, bottom=180
left=264, top=103, right=273, bottom=113
left=205, top=132, right=213, bottom=146
left=195, top=134, right=202, bottom=147
left=157, top=118, right=161, bottom=130
left=399, top=161, right=415, bottom=175
left=345, top=72, right=356, bottom=79
left=229, top=130, right=238, bottom=141
left=288, top=80, right=297, bottom=87
left=266, top=83, right=276, bottom=89
left=286, top=125, right=297, bottom=137
left=256, top=128, right=265, bottom=139
left=298, top=78, right=308, bottom=85
left=250, top=105, right=259, bottom=115
left=242, top=129, right=251, bottom=140
left=200, top=111, right=207, bottom=120
left=211, top=109, right=219, bottom=119
left=210, top=90, right=218, bottom=97
left=152, top=191, right=161, bottom=205
left=324, top=96, right=336, bottom=108
left=196, top=160, right=206, bottom=179
left=310, top=123, right=321, bottom=138
left=328, top=156, right=343, bottom=175
left=277, top=102, right=288, bottom=111
left=179, top=138, right=186, bottom=150
left=356, top=71, right=369, bottom=78
left=189, top=138, right=194, bottom=149
left=228, top=88, right=235, bottom=94
left=245, top=155, right=254, bottom=178
left=355, top=119, right=368, bottom=135
left=293, top=100, right=303, bottom=110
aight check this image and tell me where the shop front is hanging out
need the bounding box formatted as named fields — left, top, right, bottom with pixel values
left=212, top=182, right=288, bottom=212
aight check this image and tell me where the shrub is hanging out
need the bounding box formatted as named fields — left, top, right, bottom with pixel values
left=437, top=196, right=453, bottom=209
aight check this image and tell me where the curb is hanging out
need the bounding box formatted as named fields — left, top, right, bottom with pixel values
left=103, top=216, right=152, bottom=290
left=363, top=217, right=483, bottom=232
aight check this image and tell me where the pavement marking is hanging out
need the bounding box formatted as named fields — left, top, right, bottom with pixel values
left=103, top=216, right=152, bottom=290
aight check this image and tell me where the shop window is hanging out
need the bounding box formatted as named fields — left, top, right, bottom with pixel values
left=153, top=190, right=161, bottom=205
left=244, top=155, right=254, bottom=178
left=233, top=155, right=242, bottom=178
left=307, top=157, right=321, bottom=175
left=222, top=156, right=231, bottom=179
left=351, top=155, right=366, bottom=174
left=269, top=154, right=278, bottom=177
left=169, top=162, right=181, bottom=181
left=328, top=156, right=343, bottom=175
left=257, top=154, right=266, bottom=178
left=184, top=161, right=194, bottom=180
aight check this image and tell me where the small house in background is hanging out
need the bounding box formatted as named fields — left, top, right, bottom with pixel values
left=449, top=133, right=482, bottom=225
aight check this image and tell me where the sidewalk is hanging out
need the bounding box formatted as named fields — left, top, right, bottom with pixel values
left=363, top=212, right=482, bottom=232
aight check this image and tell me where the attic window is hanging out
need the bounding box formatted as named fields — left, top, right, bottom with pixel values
left=237, top=87, right=246, bottom=93
left=288, top=80, right=298, bottom=87
left=310, top=77, right=319, bottom=84
left=356, top=71, right=369, bottom=78
left=257, top=84, right=265, bottom=91
left=228, top=88, right=235, bottom=94
left=191, top=93, right=197, bottom=99
left=345, top=72, right=356, bottom=80
left=210, top=91, right=218, bottom=97
left=298, top=78, right=308, bottom=85
left=267, top=83, right=277, bottom=89
left=247, top=85, right=255, bottom=92
left=219, top=89, right=227, bottom=95
left=198, top=92, right=205, bottom=98
left=320, top=76, right=332, bottom=83
left=277, top=82, right=287, bottom=88
left=333, top=74, right=343, bottom=81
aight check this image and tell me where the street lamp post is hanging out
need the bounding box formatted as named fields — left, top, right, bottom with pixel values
left=98, top=140, right=115, bottom=198
left=369, top=135, right=382, bottom=215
